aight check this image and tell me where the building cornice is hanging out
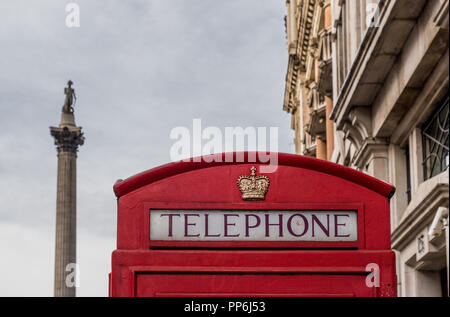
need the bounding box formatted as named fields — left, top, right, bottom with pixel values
left=330, top=0, right=391, bottom=124
left=283, top=0, right=318, bottom=114
left=283, top=55, right=301, bottom=113
left=330, top=0, right=428, bottom=131
left=296, top=0, right=317, bottom=71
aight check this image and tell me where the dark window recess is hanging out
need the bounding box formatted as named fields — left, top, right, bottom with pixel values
left=405, top=145, right=412, bottom=204
left=422, top=97, right=449, bottom=180
left=440, top=268, right=448, bottom=297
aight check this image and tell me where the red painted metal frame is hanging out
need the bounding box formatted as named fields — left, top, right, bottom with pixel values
left=110, top=152, right=397, bottom=297
left=146, top=202, right=365, bottom=249
left=111, top=250, right=396, bottom=297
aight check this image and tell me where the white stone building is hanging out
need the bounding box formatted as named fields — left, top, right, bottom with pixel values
left=283, top=0, right=449, bottom=296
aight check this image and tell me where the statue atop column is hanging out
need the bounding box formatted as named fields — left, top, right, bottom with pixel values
left=63, top=80, right=76, bottom=113
left=51, top=80, right=84, bottom=153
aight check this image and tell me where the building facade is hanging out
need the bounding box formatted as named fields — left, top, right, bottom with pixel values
left=283, top=0, right=449, bottom=296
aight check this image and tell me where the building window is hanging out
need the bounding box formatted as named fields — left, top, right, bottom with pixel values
left=405, top=144, right=412, bottom=203
left=422, top=97, right=449, bottom=180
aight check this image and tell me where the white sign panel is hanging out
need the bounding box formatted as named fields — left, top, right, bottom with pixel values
left=150, top=210, right=358, bottom=242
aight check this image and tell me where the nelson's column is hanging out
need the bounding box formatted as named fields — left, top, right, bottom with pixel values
left=50, top=81, right=85, bottom=297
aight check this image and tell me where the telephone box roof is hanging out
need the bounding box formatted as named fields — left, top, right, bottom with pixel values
left=113, top=152, right=395, bottom=199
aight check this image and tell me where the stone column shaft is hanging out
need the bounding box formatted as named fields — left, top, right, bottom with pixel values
left=54, top=151, right=77, bottom=297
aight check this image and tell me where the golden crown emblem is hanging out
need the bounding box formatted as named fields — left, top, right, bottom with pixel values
left=237, top=166, right=270, bottom=201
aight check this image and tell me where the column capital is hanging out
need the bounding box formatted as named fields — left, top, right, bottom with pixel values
left=50, top=126, right=84, bottom=154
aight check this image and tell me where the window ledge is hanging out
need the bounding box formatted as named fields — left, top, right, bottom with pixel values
left=391, top=169, right=449, bottom=250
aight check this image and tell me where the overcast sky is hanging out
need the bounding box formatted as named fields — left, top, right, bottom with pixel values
left=0, top=1, right=292, bottom=296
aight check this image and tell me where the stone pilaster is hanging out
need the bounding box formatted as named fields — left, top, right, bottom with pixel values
left=325, top=96, right=334, bottom=161
left=316, top=136, right=327, bottom=160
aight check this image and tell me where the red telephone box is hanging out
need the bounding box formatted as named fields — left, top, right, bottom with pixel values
left=109, top=152, right=397, bottom=297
